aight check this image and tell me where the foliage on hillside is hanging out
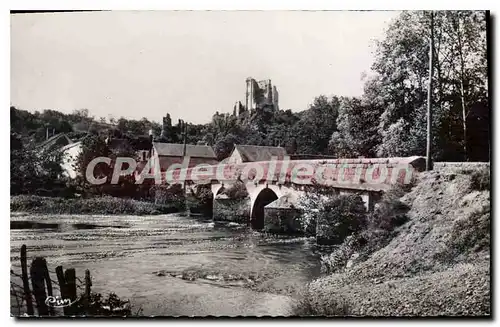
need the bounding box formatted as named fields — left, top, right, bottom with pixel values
left=11, top=9, right=489, bottom=162
left=10, top=11, right=489, bottom=199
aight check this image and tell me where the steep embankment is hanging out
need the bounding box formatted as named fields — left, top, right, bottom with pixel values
left=307, top=168, right=490, bottom=316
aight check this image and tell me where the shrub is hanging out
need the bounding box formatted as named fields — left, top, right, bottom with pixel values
left=222, top=181, right=249, bottom=200
left=296, top=184, right=337, bottom=236
left=186, top=184, right=213, bottom=215
left=470, top=168, right=490, bottom=191
left=367, top=188, right=410, bottom=231
left=10, top=195, right=181, bottom=215
left=73, top=292, right=141, bottom=316
left=320, top=233, right=367, bottom=274
left=292, top=288, right=352, bottom=316
left=316, top=194, right=367, bottom=245
left=152, top=184, right=185, bottom=207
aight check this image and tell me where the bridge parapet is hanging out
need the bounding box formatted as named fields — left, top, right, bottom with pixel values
left=171, top=156, right=426, bottom=192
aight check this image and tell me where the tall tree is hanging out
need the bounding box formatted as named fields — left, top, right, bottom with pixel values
left=291, top=95, right=339, bottom=155
left=372, top=11, right=487, bottom=161
left=329, top=88, right=383, bottom=158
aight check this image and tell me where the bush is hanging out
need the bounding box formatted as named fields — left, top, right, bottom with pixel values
left=320, top=234, right=367, bottom=274
left=11, top=132, right=67, bottom=196
left=222, top=181, right=249, bottom=200
left=296, top=184, right=338, bottom=236
left=10, top=195, right=181, bottom=215
left=367, top=188, right=410, bottom=231
left=73, top=292, right=141, bottom=316
left=186, top=184, right=213, bottom=215
left=151, top=184, right=186, bottom=209
left=470, top=168, right=490, bottom=191
left=292, top=288, right=352, bottom=316
left=316, top=194, right=367, bottom=245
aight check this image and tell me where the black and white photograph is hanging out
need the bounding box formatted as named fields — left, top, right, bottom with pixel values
left=9, top=8, right=491, bottom=318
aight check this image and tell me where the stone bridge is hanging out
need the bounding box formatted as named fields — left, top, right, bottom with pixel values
left=177, top=156, right=426, bottom=230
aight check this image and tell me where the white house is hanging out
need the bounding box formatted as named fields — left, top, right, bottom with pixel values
left=60, top=142, right=83, bottom=179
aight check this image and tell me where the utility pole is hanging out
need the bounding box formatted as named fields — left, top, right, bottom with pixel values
left=181, top=120, right=187, bottom=157
left=180, top=120, right=188, bottom=195
left=426, top=11, right=434, bottom=171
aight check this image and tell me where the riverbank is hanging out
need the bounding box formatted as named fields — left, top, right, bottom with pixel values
left=300, top=167, right=490, bottom=316
left=10, top=195, right=183, bottom=215
left=11, top=212, right=319, bottom=316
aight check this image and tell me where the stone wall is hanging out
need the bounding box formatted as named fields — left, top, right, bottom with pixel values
left=213, top=197, right=251, bottom=223
left=433, top=162, right=490, bottom=173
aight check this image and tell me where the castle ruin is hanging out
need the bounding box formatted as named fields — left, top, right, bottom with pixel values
left=233, top=77, right=279, bottom=117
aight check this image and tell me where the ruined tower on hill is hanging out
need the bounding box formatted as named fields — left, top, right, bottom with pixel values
left=245, top=77, right=279, bottom=112
left=232, top=77, right=280, bottom=117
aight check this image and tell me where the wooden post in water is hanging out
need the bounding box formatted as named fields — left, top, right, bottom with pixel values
left=20, top=245, right=34, bottom=316
left=30, top=257, right=49, bottom=316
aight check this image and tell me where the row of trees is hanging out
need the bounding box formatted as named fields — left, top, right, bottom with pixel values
left=11, top=11, right=489, bottom=189
left=331, top=11, right=488, bottom=161
left=200, top=12, right=489, bottom=162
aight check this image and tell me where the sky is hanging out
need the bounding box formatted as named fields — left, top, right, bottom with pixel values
left=11, top=11, right=399, bottom=124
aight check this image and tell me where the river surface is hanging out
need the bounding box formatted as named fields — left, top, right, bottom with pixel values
left=10, top=212, right=321, bottom=316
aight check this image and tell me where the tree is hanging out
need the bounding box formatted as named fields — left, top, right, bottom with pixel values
left=371, top=11, right=488, bottom=161
left=214, top=133, right=240, bottom=160
left=72, top=135, right=111, bottom=196
left=329, top=92, right=383, bottom=158
left=291, top=95, right=339, bottom=155
left=11, top=132, right=65, bottom=195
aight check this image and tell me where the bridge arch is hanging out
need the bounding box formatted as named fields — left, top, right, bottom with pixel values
left=250, top=186, right=279, bottom=230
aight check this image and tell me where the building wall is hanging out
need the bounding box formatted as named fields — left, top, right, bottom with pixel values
left=246, top=78, right=255, bottom=111
left=272, top=86, right=279, bottom=111
left=61, top=142, right=82, bottom=179
left=158, top=156, right=218, bottom=169
left=227, top=149, right=244, bottom=164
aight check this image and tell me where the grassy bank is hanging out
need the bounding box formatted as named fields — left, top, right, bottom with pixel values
left=296, top=167, right=490, bottom=317
left=11, top=195, right=184, bottom=215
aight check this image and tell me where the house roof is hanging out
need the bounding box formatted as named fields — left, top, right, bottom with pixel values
left=60, top=141, right=82, bottom=152
left=37, top=133, right=73, bottom=152
left=153, top=142, right=217, bottom=159
left=231, top=144, right=287, bottom=162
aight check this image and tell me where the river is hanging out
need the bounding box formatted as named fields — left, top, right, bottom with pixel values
left=10, top=212, right=322, bottom=316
